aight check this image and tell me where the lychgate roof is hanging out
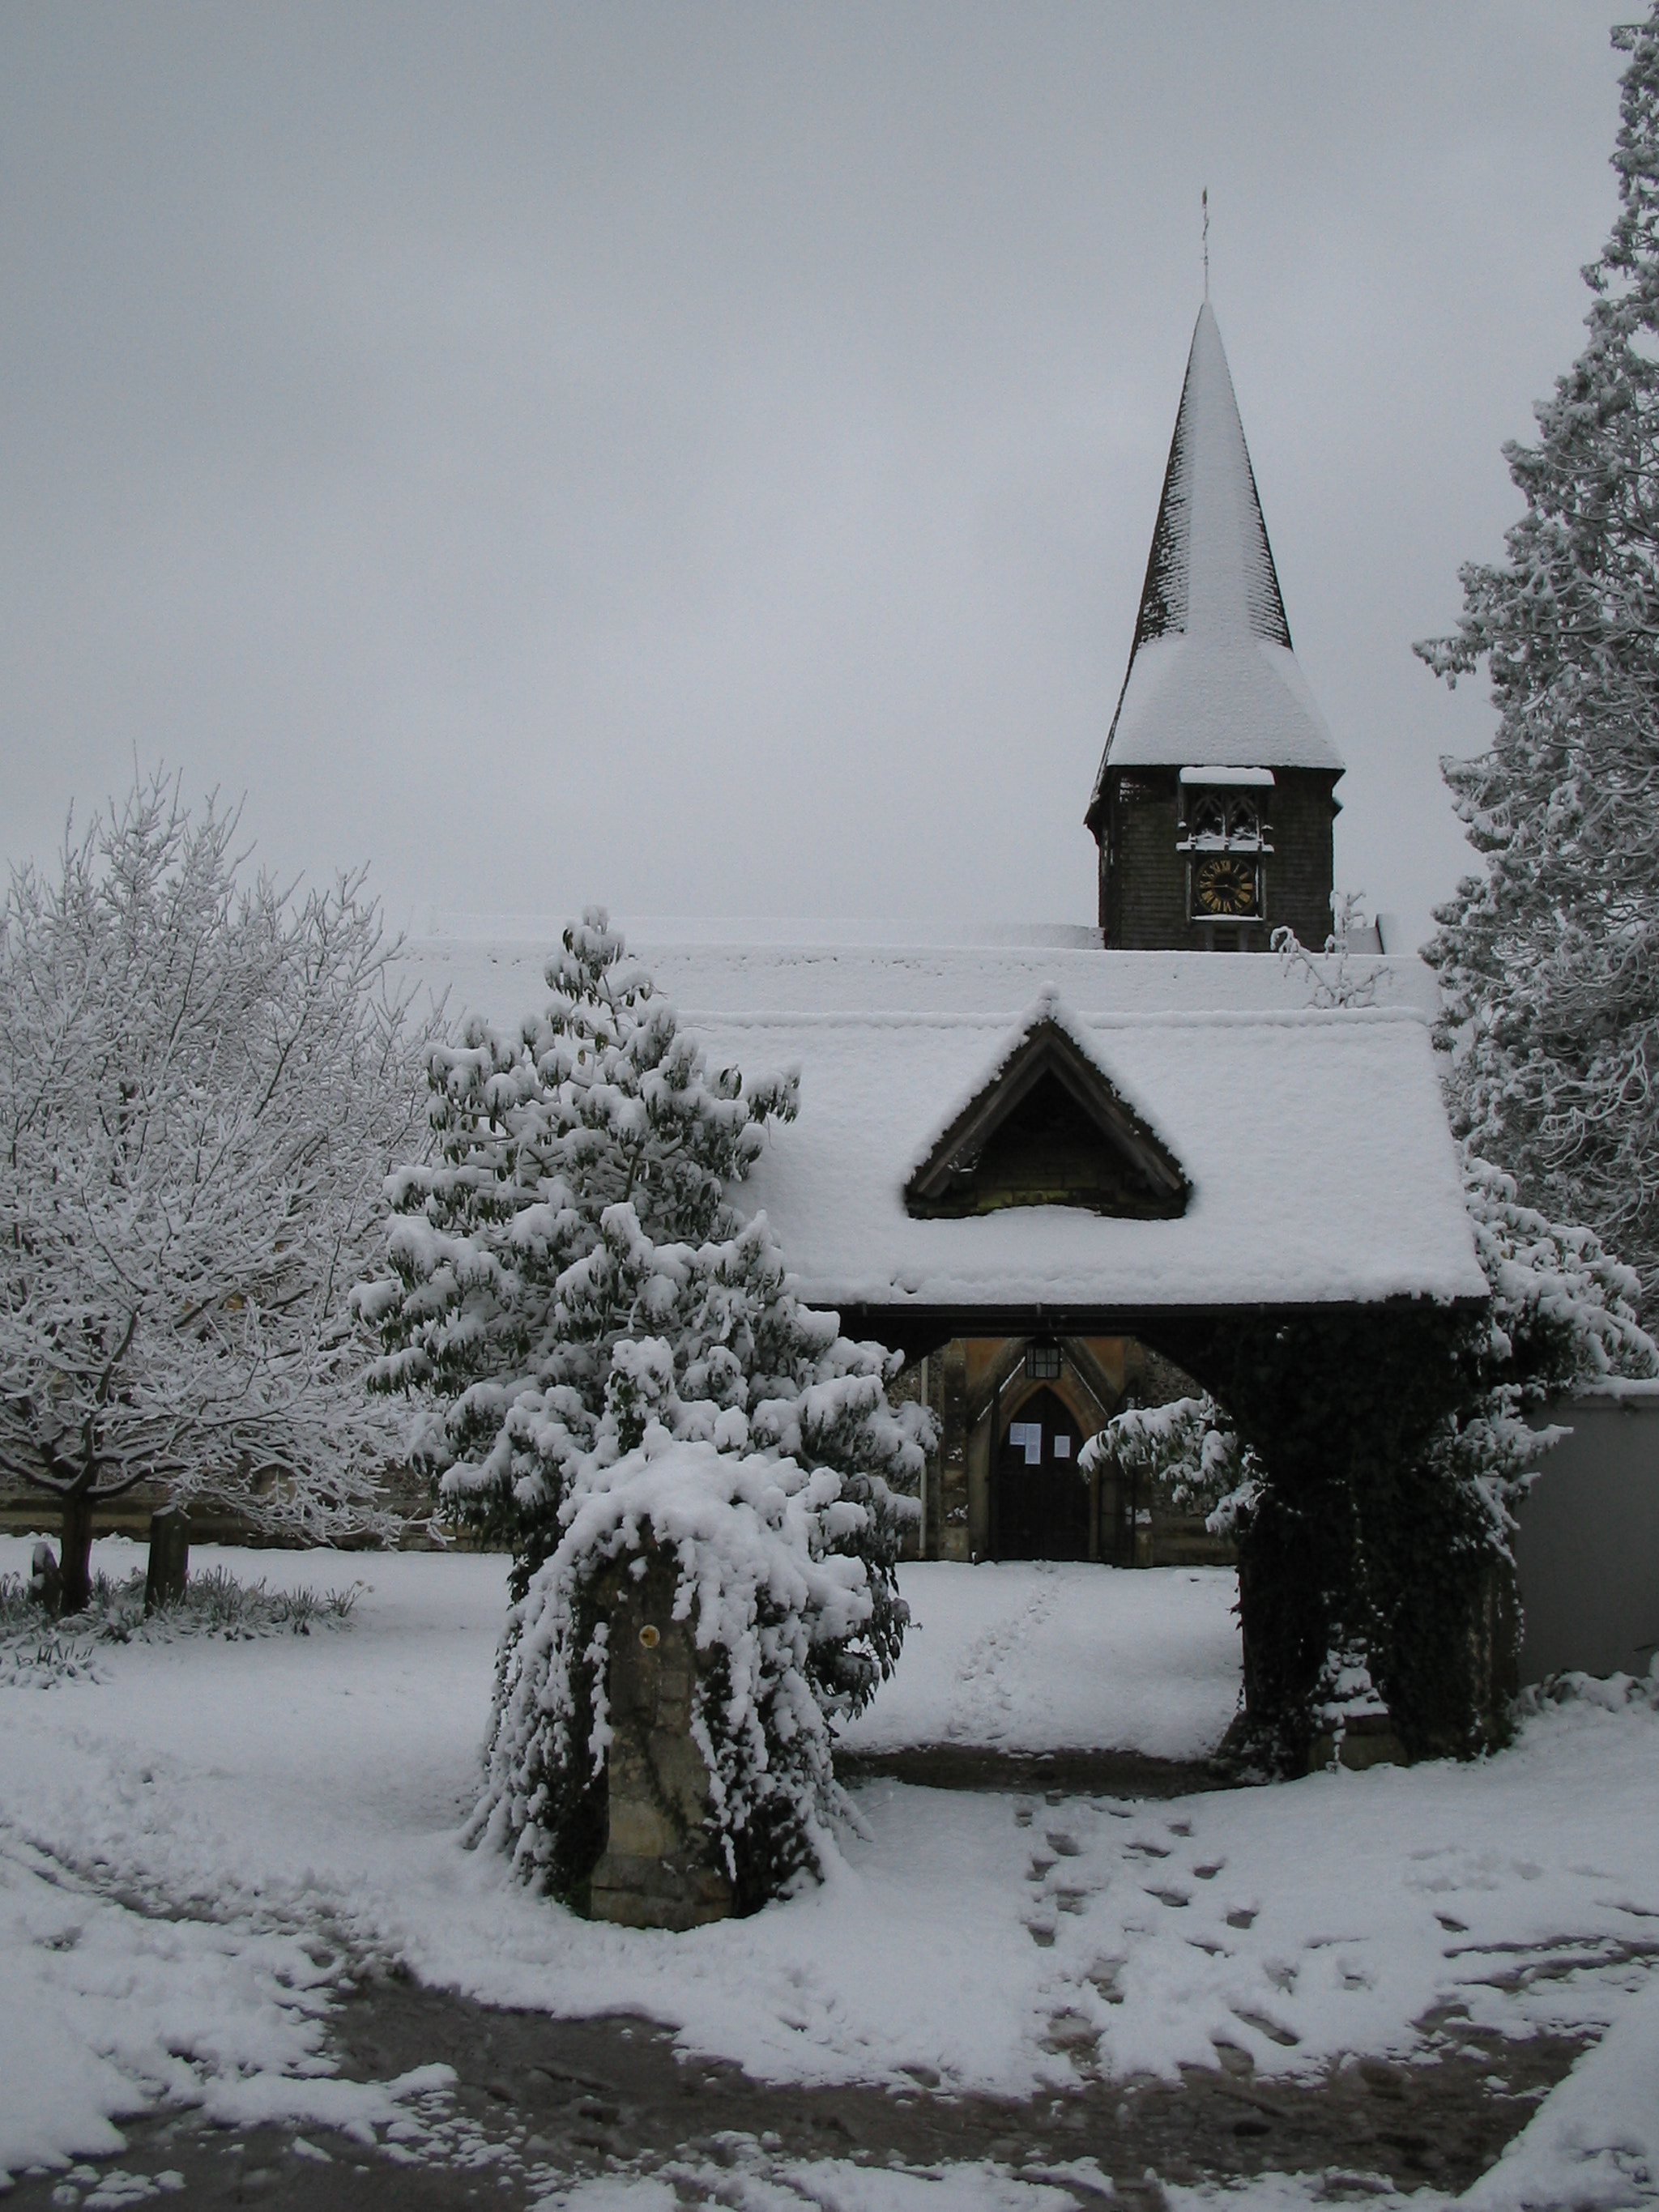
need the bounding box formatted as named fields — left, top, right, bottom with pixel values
left=716, top=998, right=1478, bottom=1319
left=1087, top=305, right=1344, bottom=820
left=398, top=933, right=1476, bottom=1325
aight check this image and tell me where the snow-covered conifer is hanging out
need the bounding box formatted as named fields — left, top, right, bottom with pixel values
left=1418, top=10, right=1659, bottom=1298
left=359, top=910, right=930, bottom=1905
left=1462, top=1150, right=1657, bottom=1397
left=0, top=771, right=433, bottom=1609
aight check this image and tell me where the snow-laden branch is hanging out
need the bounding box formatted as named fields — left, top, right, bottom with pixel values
left=1079, top=1394, right=1260, bottom=1536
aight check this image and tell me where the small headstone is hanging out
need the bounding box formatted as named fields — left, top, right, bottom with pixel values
left=144, top=1507, right=190, bottom=1614
left=29, top=1541, right=62, bottom=1616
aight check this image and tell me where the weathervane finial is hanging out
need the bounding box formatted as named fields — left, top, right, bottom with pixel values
left=1202, top=187, right=1209, bottom=300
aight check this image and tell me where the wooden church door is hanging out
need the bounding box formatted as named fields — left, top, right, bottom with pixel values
left=994, top=1387, right=1088, bottom=1561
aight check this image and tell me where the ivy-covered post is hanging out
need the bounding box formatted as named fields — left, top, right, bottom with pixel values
left=1171, top=1302, right=1504, bottom=1773
left=588, top=1545, right=734, bottom=1931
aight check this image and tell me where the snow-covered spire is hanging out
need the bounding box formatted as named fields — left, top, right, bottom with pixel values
left=1135, top=303, right=1292, bottom=652
left=1087, top=305, right=1342, bottom=822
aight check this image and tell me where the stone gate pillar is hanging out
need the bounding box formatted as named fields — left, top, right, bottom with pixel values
left=587, top=1547, right=735, bottom=1931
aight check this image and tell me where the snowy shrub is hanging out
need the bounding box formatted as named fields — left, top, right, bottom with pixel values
left=0, top=770, right=437, bottom=1610
left=1463, top=1152, right=1656, bottom=1397
left=476, top=1435, right=902, bottom=1907
left=163, top=1564, right=362, bottom=1638
left=1517, top=1658, right=1659, bottom=1716
left=1269, top=893, right=1379, bottom=1010
left=360, top=910, right=930, bottom=1906
left=1079, top=1395, right=1260, bottom=1531
left=1425, top=1151, right=1659, bottom=1557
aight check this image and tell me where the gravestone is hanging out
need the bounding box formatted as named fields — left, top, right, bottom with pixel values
left=587, top=1547, right=733, bottom=1931
left=144, top=1506, right=190, bottom=1614
left=29, top=1541, right=62, bottom=1616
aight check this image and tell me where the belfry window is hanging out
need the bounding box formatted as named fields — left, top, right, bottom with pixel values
left=1176, top=778, right=1273, bottom=855
left=1188, top=794, right=1226, bottom=842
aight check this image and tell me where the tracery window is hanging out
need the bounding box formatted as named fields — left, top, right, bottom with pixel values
left=1179, top=793, right=1263, bottom=849
left=1188, top=794, right=1226, bottom=842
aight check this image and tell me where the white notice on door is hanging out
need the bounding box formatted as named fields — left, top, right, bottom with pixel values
left=1053, top=1434, right=1072, bottom=1459
left=1008, top=1421, right=1042, bottom=1465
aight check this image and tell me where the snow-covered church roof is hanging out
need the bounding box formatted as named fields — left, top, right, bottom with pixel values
left=1086, top=305, right=1344, bottom=821
left=402, top=930, right=1482, bottom=1321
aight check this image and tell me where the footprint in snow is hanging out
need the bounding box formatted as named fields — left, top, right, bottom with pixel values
left=945, top=1582, right=1060, bottom=1741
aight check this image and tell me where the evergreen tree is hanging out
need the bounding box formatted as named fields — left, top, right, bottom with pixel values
left=356, top=909, right=795, bottom=1571
left=357, top=910, right=929, bottom=1904
left=1418, top=9, right=1659, bottom=1300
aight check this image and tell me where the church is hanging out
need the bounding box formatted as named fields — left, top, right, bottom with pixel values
left=412, top=301, right=1478, bottom=1571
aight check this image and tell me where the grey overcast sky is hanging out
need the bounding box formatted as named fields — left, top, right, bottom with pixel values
left=0, top=5, right=1636, bottom=951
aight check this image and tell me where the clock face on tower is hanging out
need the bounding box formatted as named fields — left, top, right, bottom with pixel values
left=1193, top=855, right=1259, bottom=918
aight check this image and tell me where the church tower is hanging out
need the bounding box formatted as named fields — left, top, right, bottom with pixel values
left=1085, top=305, right=1344, bottom=951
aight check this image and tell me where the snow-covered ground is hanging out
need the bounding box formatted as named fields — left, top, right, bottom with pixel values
left=2, top=1539, right=1656, bottom=2209
left=837, top=1561, right=1241, bottom=1761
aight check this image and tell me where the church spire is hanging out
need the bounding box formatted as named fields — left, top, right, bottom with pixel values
left=1132, top=302, right=1291, bottom=654
left=1085, top=303, right=1341, bottom=838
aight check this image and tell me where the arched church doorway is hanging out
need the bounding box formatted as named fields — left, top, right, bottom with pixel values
left=994, top=1386, right=1088, bottom=1560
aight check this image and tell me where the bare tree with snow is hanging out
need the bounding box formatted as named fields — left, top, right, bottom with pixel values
left=0, top=770, right=435, bottom=1609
